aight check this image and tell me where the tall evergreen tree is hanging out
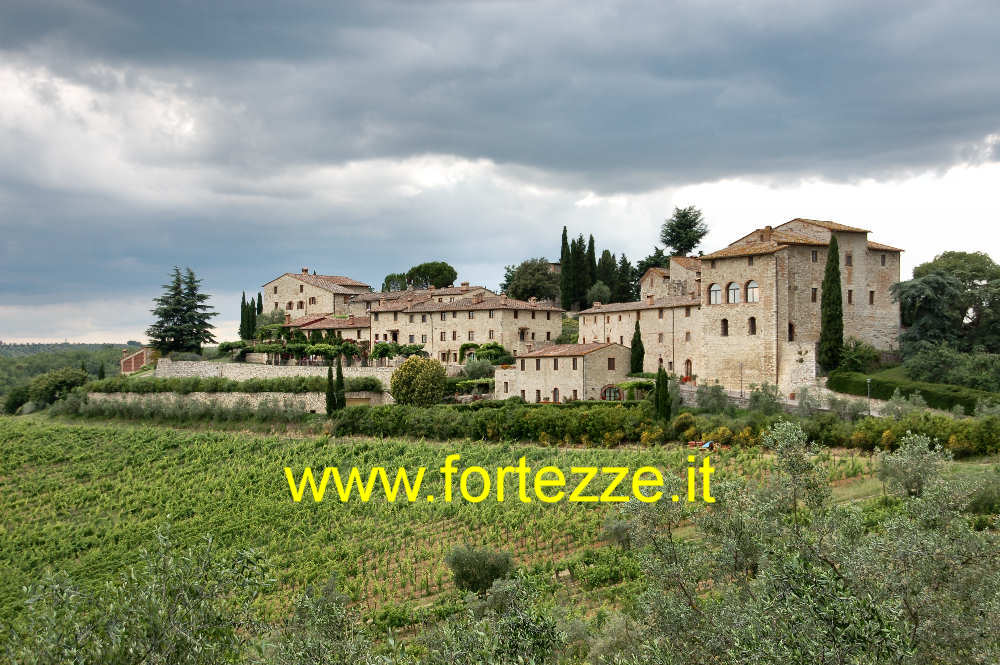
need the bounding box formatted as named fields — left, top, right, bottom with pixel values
left=660, top=206, right=709, bottom=256
left=179, top=268, right=218, bottom=352
left=819, top=235, right=844, bottom=371
left=615, top=254, right=636, bottom=302
left=148, top=267, right=217, bottom=354
left=630, top=321, right=645, bottom=373
left=586, top=235, right=597, bottom=291
left=334, top=355, right=346, bottom=410
left=97, top=361, right=105, bottom=380
left=572, top=235, right=589, bottom=308
left=655, top=366, right=671, bottom=422
left=325, top=366, right=335, bottom=416
left=256, top=292, right=263, bottom=316
left=239, top=292, right=248, bottom=340
left=597, top=250, right=618, bottom=294
left=559, top=227, right=572, bottom=310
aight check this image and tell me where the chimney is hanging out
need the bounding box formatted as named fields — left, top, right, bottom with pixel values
left=646, top=294, right=654, bottom=305
left=461, top=281, right=470, bottom=287
left=528, top=296, right=537, bottom=303
left=593, top=301, right=602, bottom=309
left=428, top=285, right=435, bottom=291
left=379, top=298, right=385, bottom=306
left=301, top=268, right=309, bottom=274
left=759, top=226, right=773, bottom=242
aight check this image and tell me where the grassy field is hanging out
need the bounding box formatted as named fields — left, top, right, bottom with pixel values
left=0, top=415, right=930, bottom=628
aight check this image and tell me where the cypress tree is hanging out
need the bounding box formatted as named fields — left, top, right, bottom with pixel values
left=97, top=361, right=105, bottom=380
left=80, top=360, right=87, bottom=374
left=560, top=227, right=572, bottom=310
left=334, top=355, right=346, bottom=410
left=256, top=292, right=263, bottom=316
left=630, top=321, right=644, bottom=373
left=616, top=254, right=635, bottom=302
left=819, top=235, right=844, bottom=371
left=586, top=235, right=597, bottom=291
left=239, top=292, right=247, bottom=340
left=655, top=366, right=671, bottom=422
left=325, top=366, right=335, bottom=416
left=572, top=235, right=588, bottom=308
left=249, top=302, right=257, bottom=340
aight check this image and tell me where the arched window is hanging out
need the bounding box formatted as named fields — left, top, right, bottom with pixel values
left=601, top=385, right=623, bottom=401
left=721, top=318, right=729, bottom=336
left=788, top=322, right=795, bottom=341
left=748, top=316, right=757, bottom=335
left=746, top=280, right=759, bottom=303
left=708, top=283, right=721, bottom=304
left=684, top=359, right=693, bottom=377
left=727, top=282, right=740, bottom=303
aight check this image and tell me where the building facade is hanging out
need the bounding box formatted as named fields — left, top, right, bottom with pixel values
left=578, top=219, right=902, bottom=394
left=495, top=343, right=630, bottom=403
left=262, top=269, right=371, bottom=317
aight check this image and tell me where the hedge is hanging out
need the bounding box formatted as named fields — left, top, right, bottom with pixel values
left=85, top=375, right=383, bottom=395
left=827, top=370, right=999, bottom=413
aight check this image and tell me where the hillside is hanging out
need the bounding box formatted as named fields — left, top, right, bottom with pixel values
left=0, top=345, right=129, bottom=395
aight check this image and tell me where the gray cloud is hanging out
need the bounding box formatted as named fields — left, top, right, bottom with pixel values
left=1, top=1, right=998, bottom=340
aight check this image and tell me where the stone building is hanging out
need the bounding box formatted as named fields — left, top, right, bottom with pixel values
left=495, top=342, right=630, bottom=403
left=262, top=269, right=371, bottom=317
left=579, top=219, right=902, bottom=394
left=370, top=294, right=563, bottom=362
left=347, top=282, right=495, bottom=316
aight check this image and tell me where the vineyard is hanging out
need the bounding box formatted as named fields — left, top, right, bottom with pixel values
left=0, top=417, right=880, bottom=628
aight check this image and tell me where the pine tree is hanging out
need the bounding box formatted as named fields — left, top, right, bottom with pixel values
left=597, top=250, right=618, bottom=296
left=334, top=355, right=346, bottom=410
left=147, top=267, right=218, bottom=354
left=630, top=321, right=644, bottom=373
left=615, top=255, right=635, bottom=302
left=660, top=206, right=709, bottom=256
left=97, top=361, right=105, bottom=380
left=325, top=366, right=335, bottom=416
left=559, top=227, right=573, bottom=310
left=819, top=235, right=845, bottom=371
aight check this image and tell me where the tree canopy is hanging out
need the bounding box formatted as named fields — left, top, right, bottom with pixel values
left=406, top=262, right=458, bottom=289
left=500, top=258, right=560, bottom=302
left=146, top=267, right=217, bottom=354
left=660, top=205, right=708, bottom=256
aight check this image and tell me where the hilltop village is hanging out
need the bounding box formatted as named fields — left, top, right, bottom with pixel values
left=248, top=218, right=902, bottom=400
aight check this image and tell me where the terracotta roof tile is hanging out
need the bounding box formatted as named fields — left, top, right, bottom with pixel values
left=700, top=240, right=787, bottom=260
left=868, top=241, right=903, bottom=252
left=299, top=316, right=372, bottom=330
left=353, top=285, right=492, bottom=302
left=783, top=218, right=870, bottom=233
left=262, top=273, right=371, bottom=293
left=282, top=314, right=330, bottom=328
left=406, top=295, right=562, bottom=313
left=519, top=342, right=617, bottom=358
left=671, top=256, right=703, bottom=271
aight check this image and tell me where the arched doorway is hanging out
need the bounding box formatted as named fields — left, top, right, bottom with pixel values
left=600, top=385, right=623, bottom=401
left=684, top=359, right=693, bottom=377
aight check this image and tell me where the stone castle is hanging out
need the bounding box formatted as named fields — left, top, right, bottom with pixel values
left=261, top=217, right=901, bottom=399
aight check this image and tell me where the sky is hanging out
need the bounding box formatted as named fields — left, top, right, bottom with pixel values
left=1, top=0, right=998, bottom=343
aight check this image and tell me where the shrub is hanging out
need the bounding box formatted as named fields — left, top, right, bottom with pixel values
left=904, top=343, right=1000, bottom=392
left=827, top=369, right=995, bottom=413
left=166, top=351, right=203, bottom=361
left=748, top=383, right=781, bottom=415
left=463, top=358, right=495, bottom=379
left=473, top=342, right=515, bottom=365
left=3, top=385, right=31, bottom=414
left=695, top=383, right=728, bottom=413
left=445, top=545, right=513, bottom=594
left=28, top=367, right=90, bottom=405
left=878, top=433, right=950, bottom=498
left=390, top=356, right=447, bottom=406
left=840, top=337, right=881, bottom=373
left=671, top=412, right=696, bottom=439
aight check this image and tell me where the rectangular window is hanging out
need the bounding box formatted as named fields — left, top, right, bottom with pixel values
left=297, top=301, right=304, bottom=309
left=531, top=311, right=536, bottom=319
left=520, top=359, right=525, bottom=371
left=881, top=254, right=887, bottom=266
left=685, top=306, right=691, bottom=317
left=608, top=357, right=616, bottom=370
left=572, top=357, right=578, bottom=370
left=468, top=331, right=474, bottom=341
left=658, top=308, right=664, bottom=319
left=846, top=253, right=853, bottom=266
left=273, top=286, right=278, bottom=294
left=440, top=331, right=446, bottom=341
left=535, top=358, right=541, bottom=370
left=421, top=314, right=427, bottom=323
left=489, top=310, right=494, bottom=318
left=393, top=313, right=398, bottom=321
left=535, top=389, right=541, bottom=402
left=504, top=381, right=509, bottom=393
left=514, top=311, right=519, bottom=319
left=668, top=361, right=674, bottom=371
left=811, top=287, right=818, bottom=303
left=520, top=390, right=525, bottom=400
left=546, top=331, right=551, bottom=340
left=408, top=314, right=413, bottom=323
left=572, top=389, right=578, bottom=400
left=452, top=331, right=457, bottom=340
left=658, top=333, right=663, bottom=343
left=375, top=334, right=380, bottom=341
left=468, top=311, right=474, bottom=319
left=489, top=329, right=494, bottom=339
left=452, top=311, right=457, bottom=318
left=710, top=260, right=716, bottom=269
left=441, top=312, right=446, bottom=321
left=748, top=256, right=754, bottom=266
left=546, top=311, right=551, bottom=320
left=619, top=336, right=623, bottom=344
left=408, top=334, right=415, bottom=343
left=553, top=358, right=559, bottom=370
left=869, top=290, right=875, bottom=305
left=421, top=334, right=427, bottom=343
left=685, top=331, right=691, bottom=342
left=848, top=289, right=853, bottom=304
left=309, top=297, right=316, bottom=304
left=811, top=250, right=818, bottom=262
left=531, top=332, right=536, bottom=340
left=299, top=285, right=304, bottom=293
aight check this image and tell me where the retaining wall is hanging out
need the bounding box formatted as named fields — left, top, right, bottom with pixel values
left=87, top=390, right=387, bottom=412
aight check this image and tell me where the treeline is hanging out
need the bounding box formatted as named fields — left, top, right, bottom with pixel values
left=0, top=346, right=123, bottom=397
left=0, top=342, right=139, bottom=358
left=559, top=227, right=637, bottom=309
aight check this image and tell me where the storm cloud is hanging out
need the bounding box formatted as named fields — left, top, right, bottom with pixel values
left=1, top=1, right=998, bottom=340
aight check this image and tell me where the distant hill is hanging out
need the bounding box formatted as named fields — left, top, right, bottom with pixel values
left=0, top=344, right=138, bottom=395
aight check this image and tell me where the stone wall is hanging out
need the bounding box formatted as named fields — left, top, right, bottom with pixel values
left=87, top=389, right=386, bottom=412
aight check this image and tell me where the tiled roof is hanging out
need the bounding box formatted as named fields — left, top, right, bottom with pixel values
left=700, top=240, right=787, bottom=260
left=578, top=295, right=700, bottom=315
left=299, top=316, right=372, bottom=330
left=262, top=273, right=371, bottom=294
left=782, top=218, right=870, bottom=233
left=353, top=285, right=492, bottom=302
left=518, top=342, right=616, bottom=358
left=369, top=295, right=434, bottom=312
left=671, top=256, right=703, bottom=272
left=640, top=266, right=670, bottom=280
left=406, top=295, right=562, bottom=313
left=868, top=241, right=903, bottom=252
left=282, top=314, right=330, bottom=328
left=770, top=230, right=828, bottom=246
